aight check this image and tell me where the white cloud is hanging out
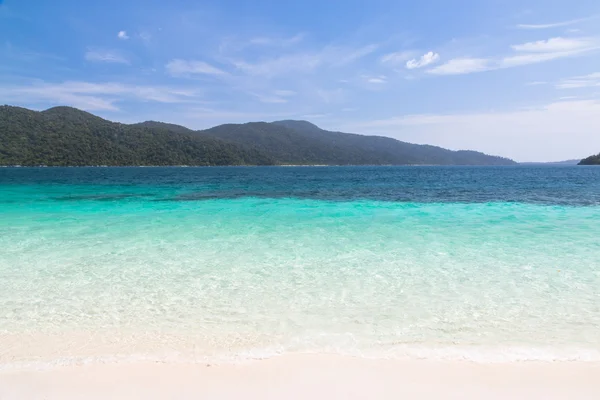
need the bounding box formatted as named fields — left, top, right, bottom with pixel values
left=427, top=58, right=489, bottom=75
left=380, top=51, right=415, bottom=65
left=502, top=37, right=599, bottom=67
left=363, top=75, right=387, bottom=84
left=406, top=51, right=440, bottom=69
left=556, top=72, right=600, bottom=89
left=501, top=51, right=574, bottom=67
left=85, top=50, right=129, bottom=64
left=117, top=31, right=129, bottom=40
left=341, top=100, right=600, bottom=161
left=516, top=16, right=596, bottom=30
left=166, top=59, right=226, bottom=76
left=511, top=37, right=597, bottom=52
left=2, top=81, right=200, bottom=111
left=428, top=37, right=600, bottom=75
left=526, top=81, right=547, bottom=85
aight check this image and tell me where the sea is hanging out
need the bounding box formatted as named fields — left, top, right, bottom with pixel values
left=1, top=166, right=599, bottom=368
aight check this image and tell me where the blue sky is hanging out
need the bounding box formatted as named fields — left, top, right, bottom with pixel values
left=1, top=0, right=600, bottom=161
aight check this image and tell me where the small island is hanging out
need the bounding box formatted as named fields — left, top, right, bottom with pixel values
left=578, top=153, right=600, bottom=165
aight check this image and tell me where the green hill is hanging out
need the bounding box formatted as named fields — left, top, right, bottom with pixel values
left=578, top=153, right=600, bottom=165
left=0, top=106, right=273, bottom=166
left=269, top=120, right=515, bottom=166
left=0, top=105, right=516, bottom=166
left=197, top=119, right=515, bottom=165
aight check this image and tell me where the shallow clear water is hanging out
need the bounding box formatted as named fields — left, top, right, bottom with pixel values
left=1, top=166, right=600, bottom=366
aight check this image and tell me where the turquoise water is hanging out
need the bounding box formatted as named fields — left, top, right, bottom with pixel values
left=1, top=167, right=600, bottom=366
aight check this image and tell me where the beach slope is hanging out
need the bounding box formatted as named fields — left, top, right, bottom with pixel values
left=1, top=355, right=599, bottom=400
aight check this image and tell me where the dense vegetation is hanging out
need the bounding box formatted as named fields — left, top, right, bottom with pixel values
left=578, top=153, right=600, bottom=165
left=1, top=105, right=516, bottom=166
left=0, top=106, right=273, bottom=166
left=267, top=120, right=515, bottom=166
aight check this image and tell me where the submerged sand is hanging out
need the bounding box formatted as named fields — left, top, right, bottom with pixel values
left=1, top=355, right=599, bottom=399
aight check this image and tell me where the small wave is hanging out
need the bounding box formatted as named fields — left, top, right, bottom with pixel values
left=2, top=344, right=599, bottom=372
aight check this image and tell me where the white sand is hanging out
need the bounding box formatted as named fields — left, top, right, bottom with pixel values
left=1, top=355, right=599, bottom=399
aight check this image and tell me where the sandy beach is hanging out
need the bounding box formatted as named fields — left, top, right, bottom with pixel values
left=1, top=355, right=599, bottom=399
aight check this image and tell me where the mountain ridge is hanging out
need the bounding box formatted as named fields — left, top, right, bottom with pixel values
left=0, top=105, right=516, bottom=166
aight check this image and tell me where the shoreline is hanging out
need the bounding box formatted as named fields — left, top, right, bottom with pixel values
left=3, top=331, right=600, bottom=371
left=1, top=355, right=599, bottom=399
left=4, top=346, right=600, bottom=372
left=1, top=164, right=524, bottom=168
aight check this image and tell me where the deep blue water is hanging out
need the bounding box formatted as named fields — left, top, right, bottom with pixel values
left=1, top=166, right=599, bottom=205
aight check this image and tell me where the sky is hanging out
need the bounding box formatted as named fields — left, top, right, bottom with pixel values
left=1, top=0, right=600, bottom=161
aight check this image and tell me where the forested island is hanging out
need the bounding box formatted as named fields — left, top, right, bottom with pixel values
left=578, top=153, right=600, bottom=165
left=0, top=105, right=516, bottom=167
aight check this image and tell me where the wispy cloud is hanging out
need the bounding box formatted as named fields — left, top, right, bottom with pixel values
left=84, top=50, right=129, bottom=64
left=511, top=37, right=597, bottom=52
left=427, top=58, right=489, bottom=75
left=249, top=33, right=305, bottom=47
left=526, top=81, right=547, bottom=85
left=331, top=44, right=379, bottom=66
left=220, top=33, right=306, bottom=54
left=406, top=51, right=440, bottom=69
left=232, top=53, right=321, bottom=76
left=251, top=90, right=296, bottom=103
left=229, top=44, right=378, bottom=77
left=500, top=51, right=578, bottom=68
left=556, top=72, right=600, bottom=89
left=363, top=75, right=387, bottom=84
left=502, top=37, right=599, bottom=68
left=2, top=81, right=201, bottom=111
left=117, top=31, right=129, bottom=40
left=380, top=51, right=415, bottom=66
left=166, top=59, right=226, bottom=76
left=428, top=37, right=600, bottom=75
left=516, top=16, right=596, bottom=30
